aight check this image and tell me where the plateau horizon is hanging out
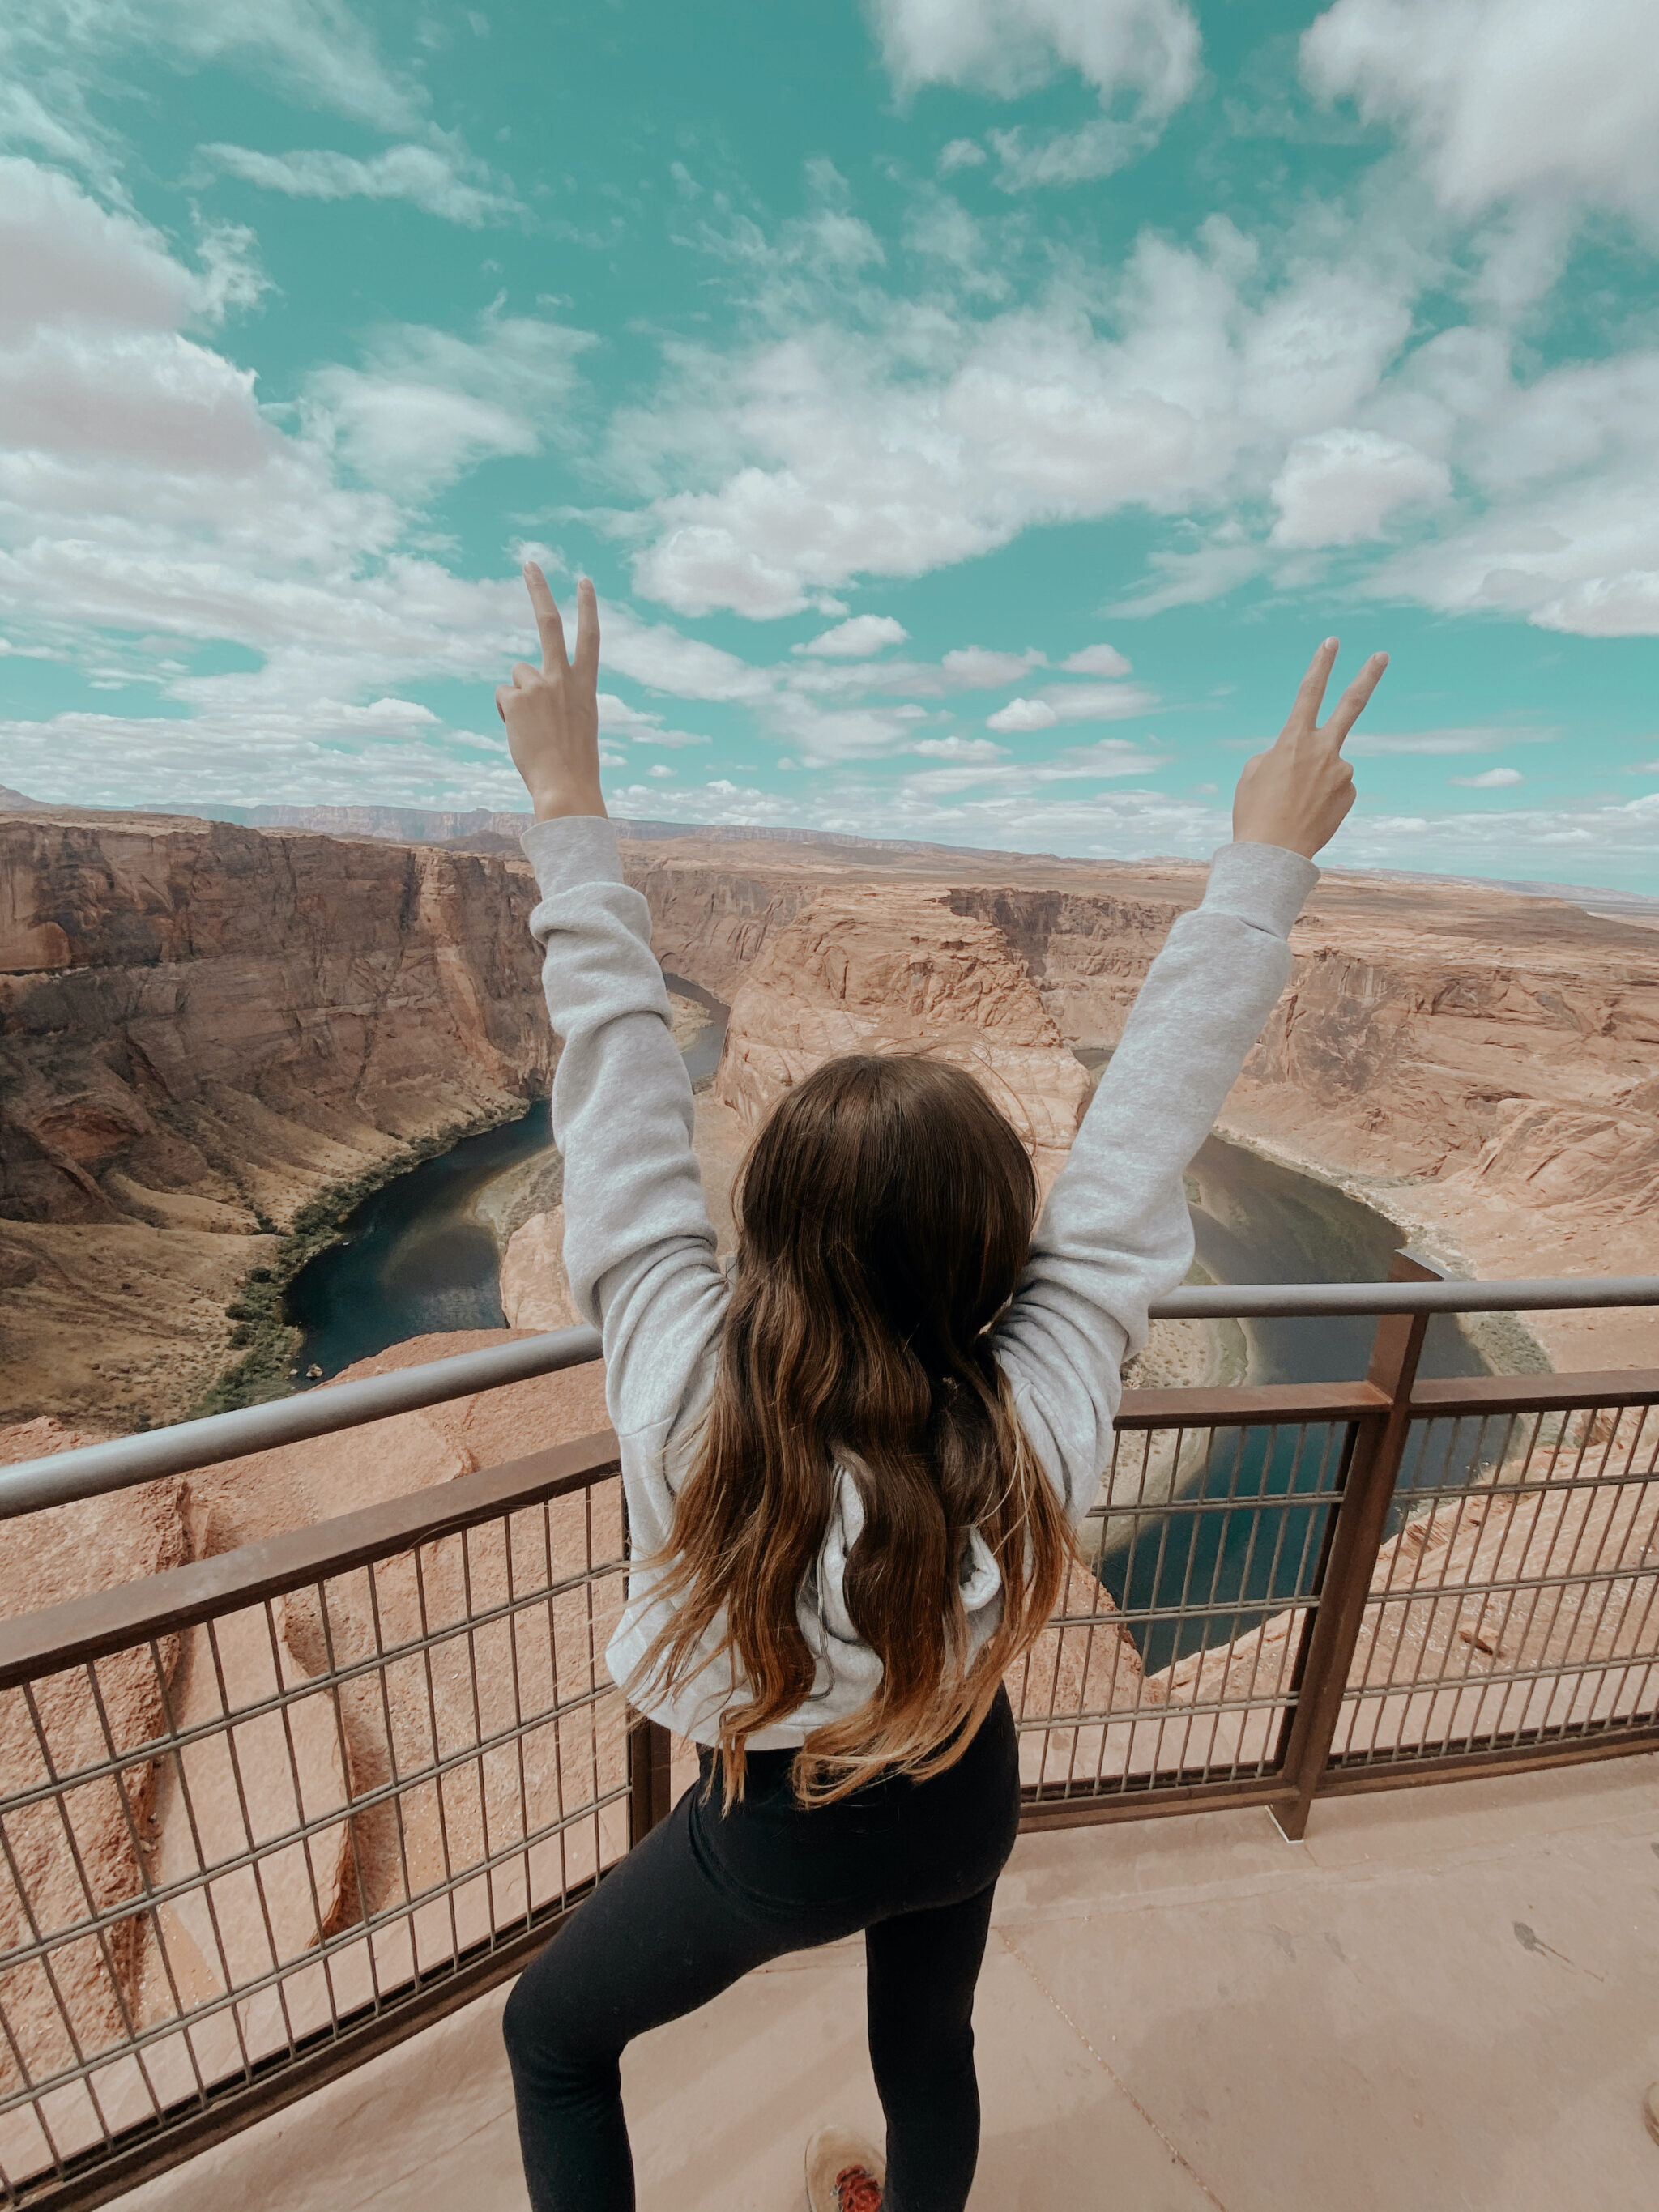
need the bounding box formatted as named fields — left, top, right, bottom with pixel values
left=4, top=785, right=1657, bottom=913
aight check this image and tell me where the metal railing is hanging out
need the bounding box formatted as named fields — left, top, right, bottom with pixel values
left=1, top=1259, right=1655, bottom=2209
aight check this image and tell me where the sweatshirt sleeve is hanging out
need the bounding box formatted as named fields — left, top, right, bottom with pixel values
left=520, top=815, right=727, bottom=1449
left=990, top=840, right=1318, bottom=1523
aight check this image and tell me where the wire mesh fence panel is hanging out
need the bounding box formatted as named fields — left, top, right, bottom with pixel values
left=1009, top=1417, right=1353, bottom=1802
left=1328, top=1401, right=1659, bottom=1772
left=2, top=1342, right=1658, bottom=2201
left=0, top=1466, right=629, bottom=2206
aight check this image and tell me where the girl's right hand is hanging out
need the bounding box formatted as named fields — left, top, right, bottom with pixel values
left=1231, top=638, right=1388, bottom=859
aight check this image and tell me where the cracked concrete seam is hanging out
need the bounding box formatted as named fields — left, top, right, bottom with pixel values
left=996, top=1924, right=1232, bottom=2212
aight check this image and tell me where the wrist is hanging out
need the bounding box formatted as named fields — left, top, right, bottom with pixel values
left=529, top=783, right=607, bottom=822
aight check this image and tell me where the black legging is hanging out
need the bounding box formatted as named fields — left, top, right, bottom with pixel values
left=502, top=1684, right=1021, bottom=2212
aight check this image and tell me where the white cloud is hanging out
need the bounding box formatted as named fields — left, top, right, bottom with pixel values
left=1269, top=428, right=1452, bottom=548
left=0, top=697, right=523, bottom=815
left=1303, top=0, right=1659, bottom=229
left=1343, top=725, right=1555, bottom=757
left=633, top=516, right=833, bottom=620
left=939, top=646, right=1046, bottom=688
left=987, top=697, right=1058, bottom=731
left=988, top=118, right=1154, bottom=191
left=1449, top=765, right=1524, bottom=786
left=198, top=141, right=520, bottom=227
left=938, top=138, right=988, bottom=173
left=1357, top=345, right=1659, bottom=636
left=626, top=226, right=1427, bottom=619
left=1109, top=543, right=1266, bottom=616
left=780, top=646, right=1047, bottom=701
left=901, top=733, right=1171, bottom=795
left=872, top=0, right=1201, bottom=118
left=1529, top=573, right=1659, bottom=638
left=986, top=683, right=1154, bottom=732
left=989, top=680, right=1158, bottom=731
left=595, top=693, right=709, bottom=747
left=1060, top=643, right=1132, bottom=676
left=4, top=0, right=425, bottom=136
left=764, top=692, right=940, bottom=765
left=0, top=156, right=198, bottom=337
left=0, top=158, right=779, bottom=818
left=910, top=733, right=1007, bottom=761
left=793, top=613, right=909, bottom=656
left=305, top=313, right=594, bottom=496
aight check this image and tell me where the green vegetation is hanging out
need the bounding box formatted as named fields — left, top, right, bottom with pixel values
left=186, top=1106, right=533, bottom=1419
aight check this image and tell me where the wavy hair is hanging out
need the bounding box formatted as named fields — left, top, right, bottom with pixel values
left=625, top=1052, right=1078, bottom=1809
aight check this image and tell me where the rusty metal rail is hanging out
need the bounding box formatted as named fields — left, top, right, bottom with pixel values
left=1, top=1262, right=1655, bottom=2207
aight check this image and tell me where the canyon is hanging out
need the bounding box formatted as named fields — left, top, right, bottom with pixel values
left=625, top=831, right=1659, bottom=1373
left=1, top=808, right=557, bottom=1431
left=6, top=799, right=1657, bottom=1445
left=2, top=797, right=1656, bottom=2176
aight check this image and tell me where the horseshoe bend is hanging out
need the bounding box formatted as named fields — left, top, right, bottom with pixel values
left=4, top=799, right=1657, bottom=1449
left=1, top=799, right=1657, bottom=2207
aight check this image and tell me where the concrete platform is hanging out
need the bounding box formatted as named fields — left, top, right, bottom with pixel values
left=120, top=1753, right=1659, bottom=2211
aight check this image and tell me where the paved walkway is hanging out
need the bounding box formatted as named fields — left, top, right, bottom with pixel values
left=123, top=1751, right=1659, bottom=2211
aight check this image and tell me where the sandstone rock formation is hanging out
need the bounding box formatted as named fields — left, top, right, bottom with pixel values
left=0, top=1338, right=624, bottom=2175
left=499, top=1207, right=583, bottom=1334
left=712, top=884, right=1092, bottom=1196
left=629, top=835, right=1659, bottom=1371
left=0, top=1420, right=190, bottom=2111
left=2, top=810, right=557, bottom=1428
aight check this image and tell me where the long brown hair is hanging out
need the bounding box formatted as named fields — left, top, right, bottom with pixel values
left=625, top=1052, right=1078, bottom=1809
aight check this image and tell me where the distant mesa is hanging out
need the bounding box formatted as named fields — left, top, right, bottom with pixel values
left=713, top=883, right=1092, bottom=1196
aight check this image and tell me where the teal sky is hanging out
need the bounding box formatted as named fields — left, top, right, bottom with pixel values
left=2, top=0, right=1657, bottom=888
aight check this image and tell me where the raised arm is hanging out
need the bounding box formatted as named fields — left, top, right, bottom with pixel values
left=992, top=637, right=1388, bottom=1521
left=500, top=567, right=727, bottom=1445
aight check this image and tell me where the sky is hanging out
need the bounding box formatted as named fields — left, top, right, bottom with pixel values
left=2, top=0, right=1658, bottom=891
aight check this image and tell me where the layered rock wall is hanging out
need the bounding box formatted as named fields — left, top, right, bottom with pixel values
left=1, top=812, right=556, bottom=1426
left=631, top=841, right=1659, bottom=1366
left=712, top=884, right=1092, bottom=1193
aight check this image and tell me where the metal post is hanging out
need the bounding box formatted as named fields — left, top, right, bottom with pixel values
left=627, top=1714, right=675, bottom=1845
left=618, top=1487, right=676, bottom=1846
left=1270, top=1251, right=1443, bottom=1841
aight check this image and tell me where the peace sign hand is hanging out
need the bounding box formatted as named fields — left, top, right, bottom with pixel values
left=1231, top=637, right=1388, bottom=860
left=496, top=564, right=607, bottom=823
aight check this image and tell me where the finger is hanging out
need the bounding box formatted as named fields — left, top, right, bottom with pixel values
left=523, top=562, right=569, bottom=674
left=511, top=662, right=539, bottom=688
left=1284, top=637, right=1339, bottom=736
left=572, top=577, right=599, bottom=687
left=494, top=684, right=512, bottom=722
left=1322, top=651, right=1389, bottom=747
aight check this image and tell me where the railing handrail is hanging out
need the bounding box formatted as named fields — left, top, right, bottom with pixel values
left=6, top=1273, right=1658, bottom=1519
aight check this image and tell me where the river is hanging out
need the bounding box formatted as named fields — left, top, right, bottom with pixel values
left=285, top=972, right=727, bottom=1379
left=287, top=991, right=1486, bottom=1669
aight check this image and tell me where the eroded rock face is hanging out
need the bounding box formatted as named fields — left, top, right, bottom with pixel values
left=633, top=837, right=1659, bottom=1369
left=712, top=884, right=1092, bottom=1195
left=499, top=1207, right=583, bottom=1334
left=0, top=1421, right=191, bottom=2103
left=0, top=1344, right=622, bottom=2173
left=1, top=813, right=557, bottom=1426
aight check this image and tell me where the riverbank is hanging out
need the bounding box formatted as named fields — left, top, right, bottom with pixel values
left=196, top=1101, right=543, bottom=1417
left=1211, top=1115, right=1563, bottom=1375
left=1, top=811, right=558, bottom=1432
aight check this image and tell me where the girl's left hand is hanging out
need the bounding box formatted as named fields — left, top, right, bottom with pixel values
left=496, top=564, right=607, bottom=821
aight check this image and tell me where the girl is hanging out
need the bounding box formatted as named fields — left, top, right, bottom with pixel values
left=494, top=565, right=1385, bottom=2212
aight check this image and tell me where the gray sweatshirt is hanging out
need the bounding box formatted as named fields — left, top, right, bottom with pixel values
left=521, top=817, right=1317, bottom=1747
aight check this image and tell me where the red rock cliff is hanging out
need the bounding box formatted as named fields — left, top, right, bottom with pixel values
left=1, top=811, right=556, bottom=1426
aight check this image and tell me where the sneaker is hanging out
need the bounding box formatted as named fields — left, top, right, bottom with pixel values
left=804, top=2124, right=885, bottom=2212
